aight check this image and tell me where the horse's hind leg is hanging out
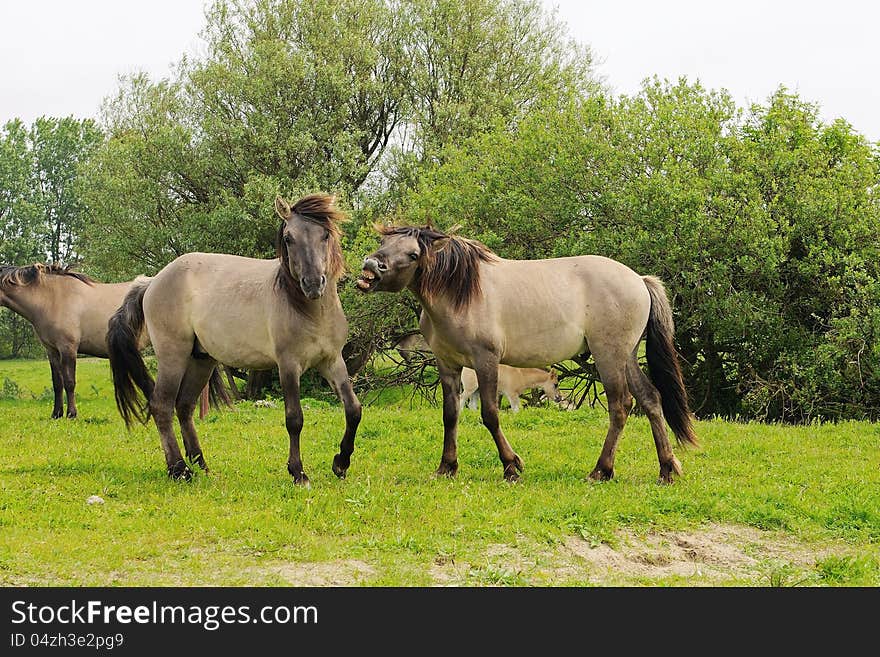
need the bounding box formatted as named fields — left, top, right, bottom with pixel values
left=474, top=357, right=523, bottom=482
left=588, top=351, right=633, bottom=482
left=175, top=357, right=217, bottom=472
left=46, top=348, right=64, bottom=419
left=150, top=351, right=191, bottom=480
left=625, top=355, right=681, bottom=484
left=58, top=345, right=78, bottom=419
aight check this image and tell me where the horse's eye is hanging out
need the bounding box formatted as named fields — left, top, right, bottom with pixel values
left=409, top=253, right=419, bottom=261
left=322, top=230, right=330, bottom=242
left=283, top=234, right=292, bottom=245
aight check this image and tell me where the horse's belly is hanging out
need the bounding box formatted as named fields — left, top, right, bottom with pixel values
left=500, top=327, right=587, bottom=368
left=192, top=318, right=275, bottom=370
left=202, top=340, right=276, bottom=370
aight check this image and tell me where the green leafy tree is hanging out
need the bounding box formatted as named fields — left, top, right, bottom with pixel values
left=0, top=117, right=103, bottom=358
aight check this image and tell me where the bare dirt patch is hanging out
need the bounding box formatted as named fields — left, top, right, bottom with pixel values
left=430, top=523, right=850, bottom=586
left=253, top=559, right=376, bottom=586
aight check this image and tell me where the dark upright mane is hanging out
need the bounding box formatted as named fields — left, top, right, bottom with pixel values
left=275, top=193, right=348, bottom=309
left=0, top=263, right=95, bottom=288
left=377, top=225, right=497, bottom=311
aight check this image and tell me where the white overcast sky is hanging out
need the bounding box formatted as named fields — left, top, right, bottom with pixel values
left=0, top=0, right=878, bottom=142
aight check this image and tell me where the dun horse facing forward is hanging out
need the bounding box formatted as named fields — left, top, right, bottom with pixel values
left=108, top=194, right=362, bottom=483
left=357, top=225, right=698, bottom=483
left=0, top=264, right=150, bottom=418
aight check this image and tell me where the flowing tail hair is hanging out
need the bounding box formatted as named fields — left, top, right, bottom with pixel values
left=107, top=276, right=231, bottom=428
left=642, top=276, right=699, bottom=447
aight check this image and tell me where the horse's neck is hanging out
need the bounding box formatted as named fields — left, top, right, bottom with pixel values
left=3, top=277, right=83, bottom=326
left=0, top=284, right=45, bottom=324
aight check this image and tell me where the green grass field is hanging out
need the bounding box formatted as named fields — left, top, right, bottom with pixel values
left=1, top=357, right=878, bottom=586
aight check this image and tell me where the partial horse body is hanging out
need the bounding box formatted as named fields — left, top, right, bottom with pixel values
left=461, top=365, right=563, bottom=412
left=107, top=194, right=362, bottom=483
left=394, top=332, right=431, bottom=363
left=0, top=264, right=150, bottom=418
left=357, top=225, right=697, bottom=483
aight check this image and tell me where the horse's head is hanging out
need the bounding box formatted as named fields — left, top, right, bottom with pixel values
left=357, top=227, right=434, bottom=294
left=0, top=265, right=22, bottom=307
left=543, top=371, right=563, bottom=404
left=275, top=194, right=346, bottom=300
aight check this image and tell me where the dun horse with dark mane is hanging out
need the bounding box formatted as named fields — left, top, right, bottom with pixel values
left=107, top=194, right=362, bottom=483
left=0, top=264, right=150, bottom=418
left=357, top=225, right=698, bottom=483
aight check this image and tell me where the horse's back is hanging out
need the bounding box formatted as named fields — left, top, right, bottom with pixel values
left=146, top=252, right=275, bottom=310
left=473, top=255, right=651, bottom=366
left=75, top=281, right=137, bottom=356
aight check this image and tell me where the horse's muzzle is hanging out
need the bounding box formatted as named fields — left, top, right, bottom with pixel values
left=356, top=257, right=383, bottom=292
left=300, top=275, right=326, bottom=299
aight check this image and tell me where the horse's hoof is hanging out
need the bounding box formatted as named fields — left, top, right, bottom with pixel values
left=511, top=453, right=524, bottom=472
left=434, top=460, right=458, bottom=478
left=51, top=413, right=63, bottom=420
left=588, top=466, right=614, bottom=482
left=658, top=457, right=682, bottom=484
left=168, top=461, right=193, bottom=481
left=332, top=453, right=349, bottom=479
left=188, top=453, right=209, bottom=472
left=66, top=412, right=77, bottom=419
left=288, top=462, right=309, bottom=486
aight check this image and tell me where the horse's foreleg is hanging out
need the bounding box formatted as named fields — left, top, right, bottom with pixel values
left=436, top=361, right=462, bottom=477
left=58, top=347, right=78, bottom=419
left=279, top=364, right=308, bottom=486
left=319, top=355, right=362, bottom=479
left=474, top=360, right=523, bottom=482
left=508, top=392, right=521, bottom=413
left=175, top=358, right=216, bottom=472
left=46, top=348, right=64, bottom=419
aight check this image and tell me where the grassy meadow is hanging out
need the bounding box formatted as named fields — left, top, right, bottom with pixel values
left=0, top=357, right=878, bottom=586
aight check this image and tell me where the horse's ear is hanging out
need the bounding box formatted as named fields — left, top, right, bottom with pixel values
left=429, top=236, right=450, bottom=253
left=275, top=196, right=291, bottom=220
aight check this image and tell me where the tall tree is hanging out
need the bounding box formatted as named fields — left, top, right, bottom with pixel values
left=80, top=0, right=593, bottom=278
left=0, top=116, right=103, bottom=358
left=29, top=117, right=104, bottom=263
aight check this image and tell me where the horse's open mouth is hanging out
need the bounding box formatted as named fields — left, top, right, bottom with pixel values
left=356, top=268, right=378, bottom=291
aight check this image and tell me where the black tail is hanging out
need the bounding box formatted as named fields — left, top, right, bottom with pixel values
left=642, top=276, right=699, bottom=447
left=207, top=366, right=233, bottom=410
left=108, top=277, right=154, bottom=428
